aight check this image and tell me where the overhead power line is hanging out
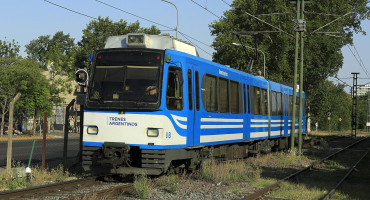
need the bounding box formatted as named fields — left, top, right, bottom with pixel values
left=189, top=0, right=221, bottom=19
left=330, top=76, right=351, bottom=88
left=256, top=12, right=294, bottom=16
left=44, top=0, right=214, bottom=56
left=347, top=45, right=370, bottom=79
left=304, top=11, right=341, bottom=17
left=96, top=0, right=174, bottom=31
left=353, top=45, right=370, bottom=78
left=179, top=32, right=212, bottom=56
left=95, top=0, right=213, bottom=55
left=44, top=0, right=97, bottom=20
left=220, top=0, right=231, bottom=6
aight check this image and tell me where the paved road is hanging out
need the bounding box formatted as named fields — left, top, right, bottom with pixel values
left=0, top=137, right=80, bottom=167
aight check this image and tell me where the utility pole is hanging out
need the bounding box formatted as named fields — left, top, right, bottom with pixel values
left=351, top=72, right=359, bottom=137
left=291, top=0, right=306, bottom=155
left=290, top=0, right=300, bottom=153
left=367, top=92, right=370, bottom=133
left=297, top=0, right=305, bottom=156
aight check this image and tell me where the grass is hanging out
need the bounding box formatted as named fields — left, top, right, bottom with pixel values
left=133, top=174, right=152, bottom=199
left=0, top=162, right=75, bottom=191
left=198, top=159, right=261, bottom=185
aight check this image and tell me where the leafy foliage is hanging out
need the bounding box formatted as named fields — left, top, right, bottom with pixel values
left=0, top=39, right=20, bottom=58
left=309, top=80, right=352, bottom=131
left=25, top=31, right=75, bottom=105
left=210, top=0, right=369, bottom=125
left=0, top=57, right=52, bottom=135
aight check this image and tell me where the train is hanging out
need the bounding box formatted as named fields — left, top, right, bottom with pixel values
left=75, top=33, right=306, bottom=176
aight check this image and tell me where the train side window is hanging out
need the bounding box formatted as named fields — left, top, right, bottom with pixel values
left=261, top=88, right=268, bottom=115
left=271, top=91, right=277, bottom=116
left=247, top=85, right=251, bottom=114
left=277, top=92, right=283, bottom=116
left=243, top=84, right=246, bottom=113
left=195, top=71, right=200, bottom=111
left=296, top=96, right=299, bottom=117
left=219, top=78, right=229, bottom=113
left=253, top=87, right=261, bottom=115
left=188, top=69, right=193, bottom=110
left=289, top=95, right=293, bottom=116
left=166, top=66, right=183, bottom=110
left=202, top=74, right=218, bottom=112
left=230, top=81, right=240, bottom=113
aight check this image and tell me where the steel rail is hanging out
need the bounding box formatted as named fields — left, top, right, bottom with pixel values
left=65, top=183, right=133, bottom=200
left=0, top=176, right=98, bottom=200
left=322, top=148, right=370, bottom=200
left=241, top=137, right=367, bottom=200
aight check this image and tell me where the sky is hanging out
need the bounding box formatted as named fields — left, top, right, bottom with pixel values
left=1, top=0, right=369, bottom=92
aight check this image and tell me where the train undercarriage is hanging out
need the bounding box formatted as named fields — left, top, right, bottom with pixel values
left=82, top=137, right=290, bottom=176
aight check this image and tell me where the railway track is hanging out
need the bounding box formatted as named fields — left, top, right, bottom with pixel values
left=242, top=137, right=369, bottom=200
left=0, top=176, right=133, bottom=200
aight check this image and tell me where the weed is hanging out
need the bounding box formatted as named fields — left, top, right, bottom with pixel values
left=166, top=175, right=179, bottom=194
left=134, top=174, right=152, bottom=199
left=322, top=160, right=346, bottom=170
left=0, top=163, right=75, bottom=191
left=199, top=160, right=261, bottom=185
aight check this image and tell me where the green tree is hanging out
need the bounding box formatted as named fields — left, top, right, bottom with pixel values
left=0, top=39, right=20, bottom=58
left=25, top=31, right=76, bottom=105
left=74, top=16, right=161, bottom=71
left=15, top=68, right=52, bottom=136
left=0, top=58, right=51, bottom=136
left=310, top=80, right=352, bottom=131
left=357, top=94, right=369, bottom=130
left=210, top=0, right=369, bottom=124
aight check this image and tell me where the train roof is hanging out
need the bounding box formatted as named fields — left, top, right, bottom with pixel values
left=104, top=33, right=198, bottom=57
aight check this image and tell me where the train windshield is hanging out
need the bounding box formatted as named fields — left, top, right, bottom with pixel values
left=89, top=50, right=162, bottom=106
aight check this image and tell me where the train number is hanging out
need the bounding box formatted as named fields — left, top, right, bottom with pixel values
left=166, top=132, right=171, bottom=139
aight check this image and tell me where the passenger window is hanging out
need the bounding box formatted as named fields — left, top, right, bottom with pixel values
left=188, top=69, right=193, bottom=110
left=202, top=74, right=218, bottom=112
left=271, top=91, right=277, bottom=116
left=261, top=89, right=268, bottom=115
left=277, top=92, right=283, bottom=116
left=195, top=71, right=200, bottom=111
left=243, top=84, right=246, bottom=114
left=166, top=66, right=183, bottom=110
left=247, top=85, right=250, bottom=114
left=219, top=78, right=229, bottom=113
left=230, top=81, right=239, bottom=113
left=253, top=87, right=261, bottom=115
left=289, top=95, right=293, bottom=116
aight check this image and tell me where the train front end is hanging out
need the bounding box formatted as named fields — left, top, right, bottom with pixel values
left=79, top=34, right=196, bottom=176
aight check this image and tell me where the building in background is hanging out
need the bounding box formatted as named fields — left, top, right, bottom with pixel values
left=357, top=84, right=370, bottom=96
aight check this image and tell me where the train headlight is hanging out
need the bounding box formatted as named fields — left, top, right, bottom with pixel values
left=127, top=34, right=149, bottom=48
left=87, top=126, right=98, bottom=135
left=74, top=68, right=89, bottom=85
left=147, top=128, right=159, bottom=137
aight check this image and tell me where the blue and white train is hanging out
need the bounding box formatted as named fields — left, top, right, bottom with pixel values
left=77, top=33, right=306, bottom=175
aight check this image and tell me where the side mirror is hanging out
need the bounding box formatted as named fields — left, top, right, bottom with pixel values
left=75, top=69, right=89, bottom=85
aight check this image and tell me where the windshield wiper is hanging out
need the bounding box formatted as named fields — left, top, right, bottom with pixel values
left=136, top=94, right=148, bottom=107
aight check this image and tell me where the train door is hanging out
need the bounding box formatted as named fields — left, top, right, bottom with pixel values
left=193, top=69, right=201, bottom=146
left=283, top=92, right=290, bottom=136
left=186, top=66, right=196, bottom=146
left=243, top=81, right=250, bottom=140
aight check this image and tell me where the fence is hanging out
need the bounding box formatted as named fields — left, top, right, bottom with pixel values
left=0, top=100, right=82, bottom=172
